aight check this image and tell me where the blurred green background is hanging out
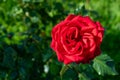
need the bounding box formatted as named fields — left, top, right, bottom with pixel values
left=0, top=0, right=120, bottom=80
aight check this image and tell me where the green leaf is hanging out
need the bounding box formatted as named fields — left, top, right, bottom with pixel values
left=93, top=54, right=118, bottom=76
left=60, top=64, right=78, bottom=80
left=2, top=47, right=17, bottom=69
left=78, top=73, right=90, bottom=80
left=49, top=61, right=60, bottom=76
left=60, top=65, right=69, bottom=77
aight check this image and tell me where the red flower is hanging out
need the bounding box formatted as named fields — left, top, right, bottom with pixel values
left=50, top=14, right=104, bottom=64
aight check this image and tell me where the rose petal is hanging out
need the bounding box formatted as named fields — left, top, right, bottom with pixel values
left=64, top=55, right=84, bottom=64
left=94, top=46, right=101, bottom=56
left=67, top=15, right=84, bottom=28
left=65, top=14, right=77, bottom=21
left=89, top=39, right=96, bottom=52
left=91, top=28, right=98, bottom=36
left=56, top=43, right=66, bottom=62
left=83, top=33, right=94, bottom=39
left=50, top=40, right=56, bottom=50
left=82, top=38, right=89, bottom=48
left=96, top=21, right=104, bottom=31
left=82, top=16, right=96, bottom=28
left=98, top=32, right=103, bottom=42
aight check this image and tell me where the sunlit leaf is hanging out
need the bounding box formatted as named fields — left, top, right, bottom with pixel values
left=93, top=54, right=118, bottom=76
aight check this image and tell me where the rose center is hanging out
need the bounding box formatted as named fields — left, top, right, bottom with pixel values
left=66, top=27, right=81, bottom=43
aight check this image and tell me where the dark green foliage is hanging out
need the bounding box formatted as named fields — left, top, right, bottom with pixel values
left=0, top=0, right=120, bottom=80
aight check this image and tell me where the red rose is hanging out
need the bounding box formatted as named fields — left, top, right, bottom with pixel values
left=50, top=14, right=104, bottom=64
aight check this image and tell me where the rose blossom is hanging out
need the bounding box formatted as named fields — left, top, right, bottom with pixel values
left=50, top=14, right=104, bottom=64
